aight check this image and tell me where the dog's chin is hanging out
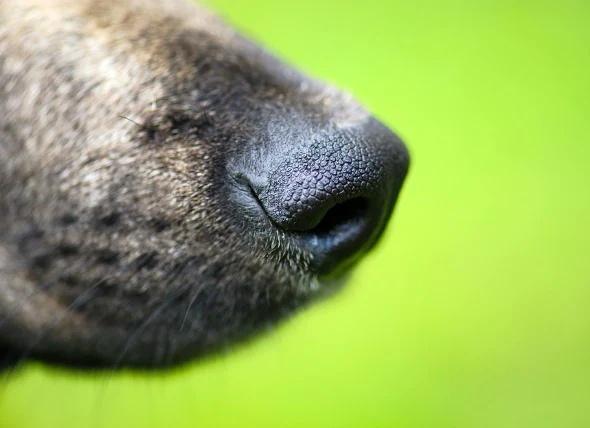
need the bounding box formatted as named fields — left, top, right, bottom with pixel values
left=5, top=259, right=320, bottom=371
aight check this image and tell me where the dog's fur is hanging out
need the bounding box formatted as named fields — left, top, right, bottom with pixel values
left=0, top=0, right=408, bottom=370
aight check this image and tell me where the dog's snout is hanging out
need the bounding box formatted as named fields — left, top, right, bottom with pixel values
left=244, top=121, right=409, bottom=276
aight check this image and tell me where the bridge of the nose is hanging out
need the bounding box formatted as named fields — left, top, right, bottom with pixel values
left=257, top=137, right=387, bottom=232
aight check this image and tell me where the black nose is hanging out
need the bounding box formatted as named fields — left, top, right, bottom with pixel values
left=245, top=121, right=408, bottom=275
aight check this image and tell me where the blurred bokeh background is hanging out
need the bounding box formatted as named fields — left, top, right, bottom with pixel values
left=1, top=0, right=589, bottom=427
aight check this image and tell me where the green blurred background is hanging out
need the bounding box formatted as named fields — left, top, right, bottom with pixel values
left=1, top=0, right=589, bottom=427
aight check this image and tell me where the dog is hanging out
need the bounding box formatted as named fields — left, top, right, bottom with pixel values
left=0, top=0, right=409, bottom=370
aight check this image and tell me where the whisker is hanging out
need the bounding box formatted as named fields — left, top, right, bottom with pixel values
left=15, top=284, right=100, bottom=364
left=119, top=115, right=144, bottom=129
left=13, top=262, right=131, bottom=367
left=111, top=258, right=197, bottom=370
left=179, top=288, right=200, bottom=333
left=111, top=298, right=173, bottom=371
left=0, top=257, right=94, bottom=332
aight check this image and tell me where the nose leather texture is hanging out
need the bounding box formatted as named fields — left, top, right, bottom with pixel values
left=258, top=137, right=388, bottom=231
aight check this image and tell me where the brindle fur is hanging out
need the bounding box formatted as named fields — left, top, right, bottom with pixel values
left=0, top=0, right=408, bottom=370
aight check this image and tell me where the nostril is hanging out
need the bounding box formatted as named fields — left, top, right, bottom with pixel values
left=298, top=196, right=382, bottom=275
left=306, top=197, right=369, bottom=238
